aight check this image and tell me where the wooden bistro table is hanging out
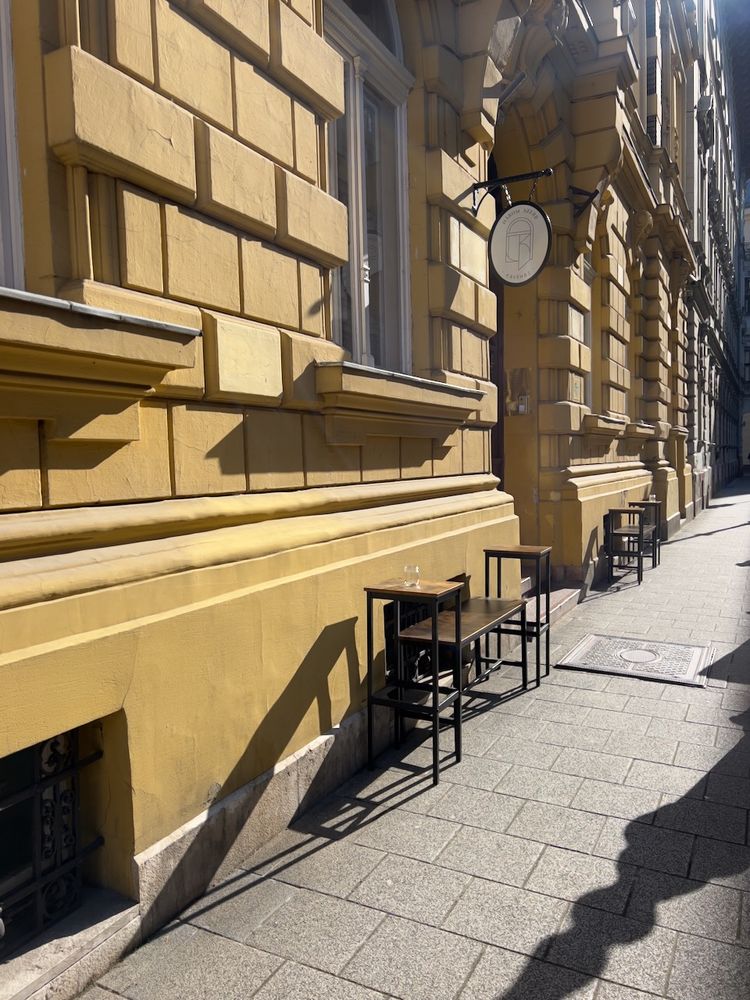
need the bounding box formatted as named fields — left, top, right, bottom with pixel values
left=366, top=578, right=463, bottom=786
left=365, top=577, right=527, bottom=784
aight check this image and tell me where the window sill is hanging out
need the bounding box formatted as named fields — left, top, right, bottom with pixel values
left=581, top=414, right=628, bottom=437
left=315, top=361, right=485, bottom=442
left=0, top=285, right=199, bottom=387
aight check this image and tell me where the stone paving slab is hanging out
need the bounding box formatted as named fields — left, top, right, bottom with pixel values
left=347, top=853, right=470, bottom=925
left=433, top=823, right=543, bottom=885
left=627, top=869, right=743, bottom=943
left=668, top=933, right=750, bottom=1000
left=341, top=916, right=482, bottom=1000
left=98, top=922, right=283, bottom=1000
left=459, top=944, right=597, bottom=1000
left=426, top=779, right=524, bottom=832
left=81, top=480, right=750, bottom=999
left=252, top=963, right=388, bottom=1000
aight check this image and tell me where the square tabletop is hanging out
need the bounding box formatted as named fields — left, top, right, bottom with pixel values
left=364, top=579, right=464, bottom=599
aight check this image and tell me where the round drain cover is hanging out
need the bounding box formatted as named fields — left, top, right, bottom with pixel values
left=618, top=648, right=660, bottom=664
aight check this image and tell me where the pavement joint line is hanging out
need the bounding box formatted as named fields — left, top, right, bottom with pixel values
left=92, top=985, right=130, bottom=999
left=454, top=941, right=489, bottom=999
left=662, top=929, right=684, bottom=997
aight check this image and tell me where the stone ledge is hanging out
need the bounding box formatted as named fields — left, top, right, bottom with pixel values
left=0, top=479, right=508, bottom=608
left=315, top=361, right=485, bottom=441
left=0, top=288, right=198, bottom=387
left=582, top=413, right=628, bottom=437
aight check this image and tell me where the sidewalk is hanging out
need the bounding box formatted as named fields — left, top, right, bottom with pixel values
left=82, top=480, right=750, bottom=1000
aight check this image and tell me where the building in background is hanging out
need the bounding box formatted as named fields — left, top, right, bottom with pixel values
left=742, top=185, right=750, bottom=467
left=722, top=0, right=750, bottom=471
left=0, top=2, right=743, bottom=994
left=684, top=0, right=742, bottom=506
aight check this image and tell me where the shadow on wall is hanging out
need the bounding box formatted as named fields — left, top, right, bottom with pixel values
left=496, top=640, right=750, bottom=1000
left=137, top=614, right=364, bottom=935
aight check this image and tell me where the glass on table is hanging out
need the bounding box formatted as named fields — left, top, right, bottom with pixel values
left=403, top=565, right=420, bottom=588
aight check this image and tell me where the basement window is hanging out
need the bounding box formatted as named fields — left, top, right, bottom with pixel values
left=0, top=730, right=103, bottom=958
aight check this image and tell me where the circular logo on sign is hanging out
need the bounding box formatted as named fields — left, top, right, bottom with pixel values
left=489, top=201, right=552, bottom=286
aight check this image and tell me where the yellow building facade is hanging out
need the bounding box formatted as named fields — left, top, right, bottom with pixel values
left=0, top=0, right=707, bottom=990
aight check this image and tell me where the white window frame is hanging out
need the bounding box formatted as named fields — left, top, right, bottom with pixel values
left=326, top=0, right=413, bottom=373
left=0, top=1, right=23, bottom=289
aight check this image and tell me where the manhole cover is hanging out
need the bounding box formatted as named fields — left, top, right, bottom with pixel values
left=618, top=648, right=660, bottom=664
left=558, top=635, right=712, bottom=687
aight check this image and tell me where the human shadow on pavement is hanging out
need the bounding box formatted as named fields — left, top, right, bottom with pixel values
left=497, top=642, right=750, bottom=999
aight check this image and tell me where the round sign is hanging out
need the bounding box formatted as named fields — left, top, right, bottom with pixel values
left=489, top=201, right=552, bottom=286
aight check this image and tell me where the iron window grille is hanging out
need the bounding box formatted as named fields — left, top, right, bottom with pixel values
left=0, top=730, right=103, bottom=958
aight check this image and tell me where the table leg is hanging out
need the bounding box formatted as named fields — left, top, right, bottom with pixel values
left=534, top=557, right=541, bottom=687
left=432, top=609, right=440, bottom=785
left=521, top=602, right=528, bottom=689
left=366, top=596, right=374, bottom=769
left=545, top=551, right=551, bottom=677
left=454, top=602, right=462, bottom=763
left=395, top=599, right=404, bottom=747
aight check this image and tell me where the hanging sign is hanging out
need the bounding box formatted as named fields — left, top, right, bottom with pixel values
left=489, top=201, right=552, bottom=286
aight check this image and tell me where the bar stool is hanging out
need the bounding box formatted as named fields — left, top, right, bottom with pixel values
left=603, top=507, right=651, bottom=584
left=628, top=498, right=663, bottom=568
left=483, top=545, right=552, bottom=684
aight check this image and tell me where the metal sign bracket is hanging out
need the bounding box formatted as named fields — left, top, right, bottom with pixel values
left=471, top=168, right=553, bottom=216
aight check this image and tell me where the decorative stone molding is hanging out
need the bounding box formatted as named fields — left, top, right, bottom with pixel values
left=0, top=287, right=198, bottom=389
left=582, top=413, right=627, bottom=438
left=315, top=361, right=485, bottom=443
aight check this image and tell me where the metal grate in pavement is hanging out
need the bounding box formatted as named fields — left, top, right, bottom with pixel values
left=557, top=634, right=713, bottom=687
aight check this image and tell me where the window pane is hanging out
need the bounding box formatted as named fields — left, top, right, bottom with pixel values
left=363, top=84, right=399, bottom=370
left=341, top=0, right=396, bottom=54
left=332, top=96, right=354, bottom=357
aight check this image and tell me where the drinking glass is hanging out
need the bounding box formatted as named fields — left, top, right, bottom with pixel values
left=403, top=565, right=420, bottom=587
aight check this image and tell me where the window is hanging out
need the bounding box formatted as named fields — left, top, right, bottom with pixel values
left=0, top=1, right=23, bottom=288
left=326, top=0, right=412, bottom=371
left=0, top=730, right=103, bottom=958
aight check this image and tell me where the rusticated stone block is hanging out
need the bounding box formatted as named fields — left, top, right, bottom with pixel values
left=276, top=167, right=348, bottom=268
left=45, top=46, right=196, bottom=202
left=234, top=59, right=294, bottom=167
left=154, top=0, right=232, bottom=129
left=428, top=263, right=476, bottom=326
left=293, top=101, right=319, bottom=183
left=164, top=205, right=241, bottom=313
left=475, top=283, right=497, bottom=336
left=298, top=261, right=325, bottom=336
left=280, top=329, right=346, bottom=408
left=0, top=419, right=42, bottom=511
left=241, top=238, right=299, bottom=329
left=117, top=183, right=164, bottom=295
left=195, top=121, right=276, bottom=238
left=177, top=0, right=270, bottom=64
left=171, top=403, right=246, bottom=495
left=46, top=404, right=172, bottom=506
left=108, top=0, right=155, bottom=84
left=203, top=311, right=283, bottom=406
left=303, top=414, right=361, bottom=486
left=246, top=409, right=304, bottom=490
left=269, top=0, right=344, bottom=120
